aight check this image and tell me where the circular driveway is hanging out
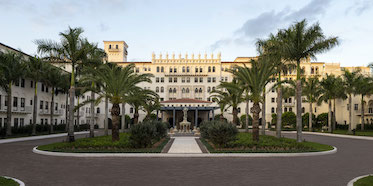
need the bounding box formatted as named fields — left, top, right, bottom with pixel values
left=0, top=131, right=372, bottom=186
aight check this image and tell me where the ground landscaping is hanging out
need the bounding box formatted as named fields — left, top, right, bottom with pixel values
left=0, top=177, right=19, bottom=186
left=354, top=175, right=373, bottom=186
left=200, top=120, right=333, bottom=153
left=329, top=130, right=373, bottom=137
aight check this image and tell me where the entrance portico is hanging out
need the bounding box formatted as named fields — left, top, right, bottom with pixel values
left=159, top=99, right=218, bottom=129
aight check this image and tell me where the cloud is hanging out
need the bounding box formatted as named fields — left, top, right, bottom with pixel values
left=99, top=23, right=110, bottom=32
left=346, top=0, right=373, bottom=15
left=210, top=0, right=332, bottom=51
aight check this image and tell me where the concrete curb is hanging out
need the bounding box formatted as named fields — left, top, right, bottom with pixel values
left=0, top=131, right=91, bottom=144
left=286, top=131, right=373, bottom=141
left=2, top=176, right=25, bottom=186
left=33, top=146, right=337, bottom=158
left=347, top=174, right=373, bottom=186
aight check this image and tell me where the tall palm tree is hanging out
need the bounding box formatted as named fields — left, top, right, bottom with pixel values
left=342, top=69, right=361, bottom=133
left=332, top=77, right=347, bottom=130
left=319, top=74, right=338, bottom=132
left=210, top=95, right=228, bottom=121
left=25, top=56, right=48, bottom=135
left=42, top=64, right=64, bottom=133
left=279, top=19, right=339, bottom=142
left=212, top=80, right=244, bottom=126
left=80, top=63, right=152, bottom=141
left=302, top=76, right=322, bottom=131
left=257, top=34, right=293, bottom=138
left=127, top=89, right=157, bottom=124
left=232, top=58, right=276, bottom=141
left=36, top=27, right=88, bottom=142
left=0, top=51, right=25, bottom=136
left=354, top=75, right=372, bottom=131
left=142, top=97, right=161, bottom=121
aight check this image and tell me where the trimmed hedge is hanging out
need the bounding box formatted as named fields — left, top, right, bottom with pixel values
left=129, top=120, right=168, bottom=148
left=199, top=120, right=238, bottom=147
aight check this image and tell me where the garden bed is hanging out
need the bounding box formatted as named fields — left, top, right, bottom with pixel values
left=201, top=132, right=333, bottom=153
left=353, top=175, right=373, bottom=186
left=0, top=177, right=19, bottom=186
left=37, top=133, right=170, bottom=153
left=327, top=130, right=373, bottom=137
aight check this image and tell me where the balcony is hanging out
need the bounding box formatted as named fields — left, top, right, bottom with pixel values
left=164, top=72, right=208, bottom=77
left=0, top=105, right=32, bottom=114
left=283, top=102, right=295, bottom=107
left=108, top=48, right=120, bottom=52
left=85, top=113, right=100, bottom=118
left=39, top=109, right=64, bottom=116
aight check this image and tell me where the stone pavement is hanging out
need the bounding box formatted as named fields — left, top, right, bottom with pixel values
left=167, top=137, right=202, bottom=153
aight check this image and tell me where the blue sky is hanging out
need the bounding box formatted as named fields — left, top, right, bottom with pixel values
left=0, top=0, right=372, bottom=66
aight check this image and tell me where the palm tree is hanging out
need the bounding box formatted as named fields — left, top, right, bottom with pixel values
left=319, top=74, right=338, bottom=132
left=342, top=69, right=361, bottom=133
left=127, top=89, right=157, bottom=124
left=80, top=63, right=152, bottom=141
left=142, top=97, right=161, bottom=121
left=354, top=75, right=372, bottom=131
left=302, top=76, right=322, bottom=131
left=232, top=58, right=276, bottom=141
left=332, top=77, right=347, bottom=130
left=0, top=51, right=25, bottom=136
left=279, top=19, right=339, bottom=142
left=212, top=80, right=244, bottom=126
left=42, top=64, right=65, bottom=133
left=25, top=56, right=48, bottom=135
left=210, top=95, right=228, bottom=121
left=257, top=34, right=293, bottom=138
left=36, top=27, right=88, bottom=142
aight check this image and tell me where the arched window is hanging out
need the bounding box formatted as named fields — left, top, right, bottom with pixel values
left=109, top=45, right=111, bottom=49
left=173, top=88, right=177, bottom=93
left=186, top=88, right=189, bottom=93
left=186, top=67, right=190, bottom=72
left=199, top=88, right=202, bottom=93
left=156, top=66, right=160, bottom=72
left=156, top=87, right=159, bottom=93
left=208, top=66, right=211, bottom=72
left=161, top=87, right=164, bottom=93
left=212, top=87, right=215, bottom=91
left=195, top=67, right=198, bottom=73
left=182, top=88, right=185, bottom=93
left=169, top=88, right=172, bottom=93
left=174, top=67, right=177, bottom=73
left=316, top=67, right=319, bottom=74
left=311, top=67, right=314, bottom=74
left=182, top=66, right=186, bottom=72
left=97, top=107, right=100, bottom=114
left=195, top=88, right=198, bottom=93
left=212, top=66, right=215, bottom=72
left=207, top=87, right=211, bottom=92
left=161, top=67, right=164, bottom=72
left=200, top=67, right=203, bottom=72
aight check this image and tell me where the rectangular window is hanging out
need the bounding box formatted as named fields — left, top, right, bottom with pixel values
left=195, top=67, right=198, bottom=73
left=130, top=107, right=133, bottom=113
left=156, top=77, right=159, bottom=83
left=195, top=77, right=198, bottom=83
left=55, top=103, right=58, bottom=111
left=14, top=118, right=18, bottom=128
left=199, top=77, right=203, bottom=83
left=21, top=79, right=25, bottom=87
left=182, top=77, right=185, bottom=83
left=21, top=98, right=25, bottom=108
left=15, top=79, right=19, bottom=86
left=174, top=68, right=177, bottom=73
left=20, top=118, right=24, bottom=127
left=187, top=77, right=190, bottom=83
left=207, top=77, right=211, bottom=83
left=13, top=97, right=18, bottom=107
left=212, top=77, right=216, bottom=82
left=41, top=119, right=44, bottom=125
left=30, top=99, right=33, bottom=105
left=45, top=119, right=48, bottom=125
left=169, top=77, right=172, bottom=83
left=271, top=98, right=275, bottom=103
left=289, top=107, right=293, bottom=112
left=174, top=77, right=177, bottom=83
left=41, top=84, right=45, bottom=92
left=169, top=68, right=172, bottom=73
left=271, top=107, right=275, bottom=113
left=40, top=101, right=43, bottom=110
left=31, top=81, right=34, bottom=88
left=354, top=104, right=358, bottom=111
left=45, top=101, right=49, bottom=110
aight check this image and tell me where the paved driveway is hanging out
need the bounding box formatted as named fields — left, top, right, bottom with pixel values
left=0, top=131, right=372, bottom=186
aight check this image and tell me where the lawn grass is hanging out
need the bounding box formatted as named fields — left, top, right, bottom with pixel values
left=201, top=132, right=333, bottom=153
left=330, top=130, right=373, bottom=137
left=0, top=177, right=19, bottom=186
left=37, top=133, right=170, bottom=153
left=354, top=176, right=373, bottom=186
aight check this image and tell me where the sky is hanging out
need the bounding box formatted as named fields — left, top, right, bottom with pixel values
left=0, top=0, right=372, bottom=66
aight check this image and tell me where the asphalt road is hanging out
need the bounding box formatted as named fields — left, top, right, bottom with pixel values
left=0, top=131, right=372, bottom=186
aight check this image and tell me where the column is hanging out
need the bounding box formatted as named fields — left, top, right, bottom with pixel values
left=195, top=108, right=198, bottom=128
left=173, top=108, right=176, bottom=128
left=212, top=109, right=215, bottom=120
left=208, top=110, right=210, bottom=121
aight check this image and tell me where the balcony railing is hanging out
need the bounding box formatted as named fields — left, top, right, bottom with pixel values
left=85, top=113, right=100, bottom=118
left=0, top=105, right=32, bottom=114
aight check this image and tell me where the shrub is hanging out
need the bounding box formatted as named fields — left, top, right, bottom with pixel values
left=355, top=124, right=373, bottom=130
left=281, top=112, right=296, bottom=128
left=271, top=113, right=277, bottom=126
left=316, top=113, right=328, bottom=128
left=302, top=113, right=316, bottom=128
left=129, top=120, right=168, bottom=148
left=200, top=120, right=238, bottom=147
left=214, top=114, right=227, bottom=122
left=240, top=114, right=252, bottom=129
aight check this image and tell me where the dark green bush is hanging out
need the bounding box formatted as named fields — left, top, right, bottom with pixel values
left=240, top=114, right=252, bottom=129
left=355, top=124, right=373, bottom=130
left=200, top=120, right=238, bottom=147
left=317, top=113, right=328, bottom=127
left=271, top=113, right=277, bottom=126
left=129, top=120, right=168, bottom=148
left=302, top=113, right=316, bottom=128
left=281, top=112, right=296, bottom=128
left=214, top=114, right=227, bottom=122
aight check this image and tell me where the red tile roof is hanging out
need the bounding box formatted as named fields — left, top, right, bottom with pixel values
left=161, top=98, right=211, bottom=104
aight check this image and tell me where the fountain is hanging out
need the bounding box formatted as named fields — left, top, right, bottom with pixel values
left=179, top=107, right=191, bottom=133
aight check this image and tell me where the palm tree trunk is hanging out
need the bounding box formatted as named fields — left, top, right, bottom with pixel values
left=90, top=90, right=95, bottom=138
left=104, top=96, right=108, bottom=136
left=251, top=102, right=261, bottom=142
left=232, top=107, right=238, bottom=126
left=32, top=82, right=38, bottom=135
left=348, top=94, right=352, bottom=133
left=245, top=99, right=249, bottom=132
left=309, top=102, right=313, bottom=132
left=77, top=97, right=80, bottom=129
left=65, top=93, right=69, bottom=132
left=134, top=107, right=139, bottom=124
left=50, top=88, right=54, bottom=133
left=296, top=60, right=302, bottom=142
left=67, top=68, right=75, bottom=142
left=333, top=99, right=336, bottom=131
left=276, top=84, right=282, bottom=138
left=220, top=110, right=224, bottom=121
left=111, top=103, right=120, bottom=141
left=261, top=89, right=266, bottom=135
left=361, top=94, right=364, bottom=131
left=6, top=83, right=12, bottom=136
left=328, top=99, right=332, bottom=132
left=121, top=102, right=125, bottom=131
